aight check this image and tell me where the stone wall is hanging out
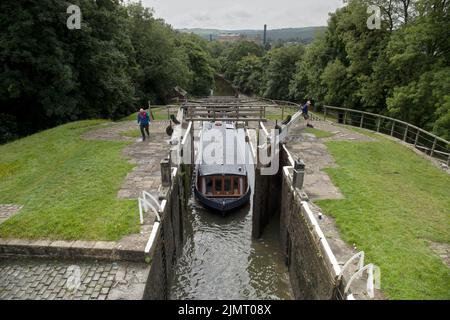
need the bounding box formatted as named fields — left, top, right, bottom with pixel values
left=143, top=164, right=192, bottom=300
left=279, top=147, right=341, bottom=300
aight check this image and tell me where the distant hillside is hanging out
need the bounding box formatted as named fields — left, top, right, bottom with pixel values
left=178, top=27, right=326, bottom=44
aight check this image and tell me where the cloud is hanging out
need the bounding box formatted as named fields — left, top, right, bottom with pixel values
left=225, top=10, right=253, bottom=19
left=192, top=13, right=212, bottom=22
left=141, top=0, right=344, bottom=29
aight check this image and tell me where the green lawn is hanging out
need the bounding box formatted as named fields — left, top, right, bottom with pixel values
left=304, top=127, right=335, bottom=139
left=0, top=120, right=139, bottom=241
left=316, top=131, right=450, bottom=299
left=266, top=107, right=297, bottom=121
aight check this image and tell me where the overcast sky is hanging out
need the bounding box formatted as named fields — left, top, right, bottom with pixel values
left=139, top=0, right=345, bottom=30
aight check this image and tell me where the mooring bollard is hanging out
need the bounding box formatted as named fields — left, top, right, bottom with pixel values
left=160, top=158, right=171, bottom=187
left=293, top=159, right=305, bottom=190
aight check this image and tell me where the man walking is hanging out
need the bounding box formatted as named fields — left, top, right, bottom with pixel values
left=137, top=108, right=150, bottom=141
left=302, top=100, right=314, bottom=128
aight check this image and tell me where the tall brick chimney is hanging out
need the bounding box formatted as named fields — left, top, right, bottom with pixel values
left=263, top=24, right=267, bottom=45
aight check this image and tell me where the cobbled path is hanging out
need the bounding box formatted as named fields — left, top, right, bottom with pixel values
left=0, top=258, right=149, bottom=300
left=0, top=259, right=119, bottom=300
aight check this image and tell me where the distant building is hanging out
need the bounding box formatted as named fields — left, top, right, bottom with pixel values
left=217, top=33, right=244, bottom=42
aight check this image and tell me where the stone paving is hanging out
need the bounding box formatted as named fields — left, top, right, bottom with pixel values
left=0, top=258, right=149, bottom=300
left=429, top=242, right=450, bottom=268
left=0, top=205, right=23, bottom=225
left=284, top=120, right=374, bottom=200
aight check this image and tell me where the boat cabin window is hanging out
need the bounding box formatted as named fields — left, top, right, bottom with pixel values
left=233, top=178, right=239, bottom=194
left=205, top=177, right=213, bottom=195
left=202, top=175, right=246, bottom=197
left=214, top=177, right=222, bottom=195
left=224, top=177, right=232, bottom=195
left=240, top=177, right=245, bottom=194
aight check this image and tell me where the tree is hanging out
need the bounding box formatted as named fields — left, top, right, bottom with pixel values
left=289, top=38, right=329, bottom=103
left=385, top=0, right=450, bottom=130
left=0, top=0, right=216, bottom=143
left=0, top=0, right=80, bottom=139
left=233, top=55, right=263, bottom=95
left=261, top=45, right=304, bottom=100
left=127, top=3, right=191, bottom=104
left=177, top=34, right=215, bottom=96
left=220, top=41, right=264, bottom=81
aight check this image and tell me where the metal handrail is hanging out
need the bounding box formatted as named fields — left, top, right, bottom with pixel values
left=138, top=191, right=162, bottom=224
left=144, top=169, right=175, bottom=256
left=322, top=105, right=450, bottom=165
left=324, top=106, right=449, bottom=144
left=338, top=251, right=365, bottom=281
left=344, top=263, right=381, bottom=299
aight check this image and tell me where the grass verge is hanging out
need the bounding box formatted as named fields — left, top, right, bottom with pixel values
left=316, top=131, right=450, bottom=299
left=0, top=120, right=139, bottom=241
left=266, top=107, right=297, bottom=121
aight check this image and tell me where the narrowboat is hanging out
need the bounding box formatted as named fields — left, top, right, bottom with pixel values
left=194, top=121, right=251, bottom=214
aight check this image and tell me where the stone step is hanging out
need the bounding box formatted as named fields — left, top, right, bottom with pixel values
left=0, top=238, right=146, bottom=263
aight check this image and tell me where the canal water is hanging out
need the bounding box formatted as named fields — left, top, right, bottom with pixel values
left=213, top=75, right=236, bottom=96
left=169, top=197, right=293, bottom=300
left=169, top=117, right=293, bottom=299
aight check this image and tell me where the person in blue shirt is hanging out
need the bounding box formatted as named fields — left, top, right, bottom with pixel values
left=302, top=100, right=314, bottom=128
left=137, top=108, right=150, bottom=141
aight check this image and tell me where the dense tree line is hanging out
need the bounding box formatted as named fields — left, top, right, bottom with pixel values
left=218, top=0, right=449, bottom=139
left=182, top=27, right=326, bottom=44
left=0, top=0, right=215, bottom=143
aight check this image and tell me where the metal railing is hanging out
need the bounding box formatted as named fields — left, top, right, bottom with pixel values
left=258, top=98, right=302, bottom=121
left=138, top=191, right=163, bottom=225
left=321, top=106, right=450, bottom=165
left=182, top=97, right=305, bottom=123
left=184, top=103, right=271, bottom=122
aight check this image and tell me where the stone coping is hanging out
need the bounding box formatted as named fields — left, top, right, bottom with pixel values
left=0, top=238, right=146, bottom=262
